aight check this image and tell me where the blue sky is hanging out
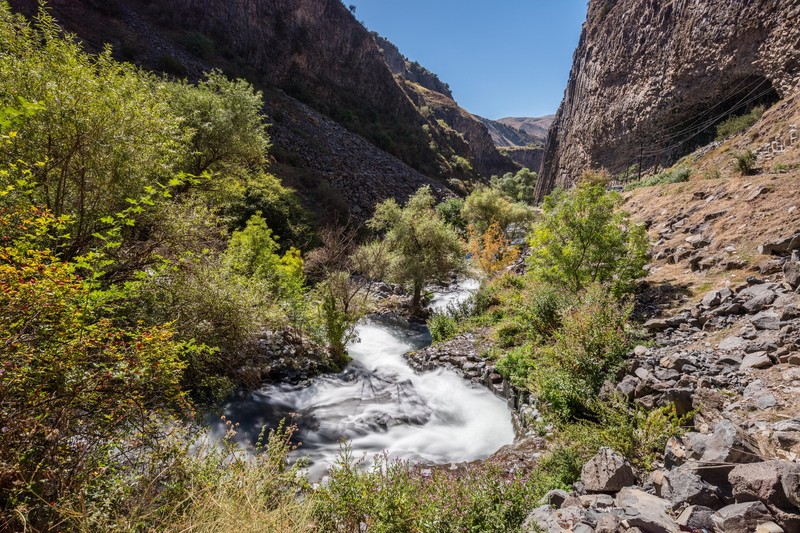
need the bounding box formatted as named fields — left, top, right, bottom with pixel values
left=347, top=0, right=587, bottom=119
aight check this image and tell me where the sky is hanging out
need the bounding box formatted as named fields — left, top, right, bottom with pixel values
left=347, top=0, right=587, bottom=120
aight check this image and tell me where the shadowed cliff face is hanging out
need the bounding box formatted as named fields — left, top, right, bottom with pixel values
left=536, top=0, right=800, bottom=202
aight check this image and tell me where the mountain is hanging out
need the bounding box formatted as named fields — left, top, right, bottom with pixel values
left=7, top=0, right=517, bottom=217
left=495, top=115, right=554, bottom=144
left=536, top=0, right=800, bottom=202
left=477, top=114, right=555, bottom=173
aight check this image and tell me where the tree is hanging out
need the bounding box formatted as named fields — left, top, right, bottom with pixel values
left=0, top=8, right=184, bottom=255
left=467, top=221, right=520, bottom=276
left=489, top=167, right=537, bottom=203
left=168, top=70, right=269, bottom=176
left=368, top=186, right=464, bottom=313
left=528, top=183, right=648, bottom=296
left=461, top=186, right=533, bottom=237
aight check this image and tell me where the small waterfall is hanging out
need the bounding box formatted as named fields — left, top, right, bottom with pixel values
left=213, top=281, right=514, bottom=479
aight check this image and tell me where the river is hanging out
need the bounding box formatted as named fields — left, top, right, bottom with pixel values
left=214, top=280, right=515, bottom=479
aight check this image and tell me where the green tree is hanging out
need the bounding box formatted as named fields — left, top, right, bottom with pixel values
left=528, top=183, right=648, bottom=296
left=0, top=7, right=184, bottom=255
left=368, top=186, right=464, bottom=312
left=461, top=186, right=533, bottom=237
left=489, top=167, right=538, bottom=203
left=168, top=70, right=269, bottom=176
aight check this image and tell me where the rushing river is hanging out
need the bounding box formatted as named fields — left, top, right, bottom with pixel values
left=214, top=280, right=515, bottom=479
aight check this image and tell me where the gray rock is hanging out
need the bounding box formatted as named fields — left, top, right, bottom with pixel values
left=657, top=387, right=694, bottom=416
left=751, top=311, right=781, bottom=331
left=759, top=232, right=800, bottom=256
left=744, top=289, right=778, bottom=313
left=729, top=461, right=800, bottom=511
left=755, top=394, right=777, bottom=410
left=662, top=465, right=722, bottom=509
left=615, top=487, right=680, bottom=533
left=756, top=522, right=785, bottom=533
left=616, top=374, right=640, bottom=400
left=539, top=488, right=570, bottom=509
left=741, top=351, right=773, bottom=370
left=594, top=513, right=622, bottom=533
left=665, top=433, right=708, bottom=468
left=580, top=447, right=636, bottom=492
left=719, top=335, right=747, bottom=351
left=782, top=469, right=800, bottom=510
left=676, top=505, right=716, bottom=531
left=784, top=261, right=800, bottom=289
left=702, top=288, right=732, bottom=307
left=701, top=419, right=763, bottom=465
left=712, top=502, right=773, bottom=533
left=686, top=234, right=711, bottom=249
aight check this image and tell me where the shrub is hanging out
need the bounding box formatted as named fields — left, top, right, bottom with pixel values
left=623, top=167, right=691, bottom=191
left=0, top=207, right=188, bottom=528
left=181, top=30, right=216, bottom=58
left=560, top=395, right=692, bottom=470
left=732, top=150, right=757, bottom=175
left=467, top=220, right=520, bottom=276
left=528, top=183, right=648, bottom=296
left=715, top=105, right=765, bottom=140
left=435, top=196, right=466, bottom=231
left=314, top=445, right=550, bottom=532
left=489, top=167, right=537, bottom=204
left=462, top=186, right=533, bottom=236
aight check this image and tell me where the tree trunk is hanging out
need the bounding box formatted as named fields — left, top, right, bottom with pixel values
left=412, top=283, right=422, bottom=315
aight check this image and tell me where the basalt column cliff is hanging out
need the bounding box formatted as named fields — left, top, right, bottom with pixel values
left=536, top=0, right=800, bottom=202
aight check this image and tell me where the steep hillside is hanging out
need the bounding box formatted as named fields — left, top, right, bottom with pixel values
left=496, top=115, right=554, bottom=144
left=7, top=0, right=514, bottom=217
left=537, top=0, right=800, bottom=202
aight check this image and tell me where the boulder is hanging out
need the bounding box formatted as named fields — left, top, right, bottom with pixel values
left=744, top=289, right=779, bottom=313
left=719, top=335, right=747, bottom=351
left=784, top=261, right=800, bottom=289
left=756, top=522, right=785, bottom=533
left=741, top=351, right=774, bottom=370
left=662, top=465, right=723, bottom=509
left=759, top=232, right=800, bottom=255
left=712, top=502, right=773, bottom=533
left=615, top=487, right=680, bottom=533
left=676, top=505, right=716, bottom=531
left=701, top=419, right=763, bottom=465
left=580, top=447, right=636, bottom=492
left=702, top=288, right=732, bottom=307
left=729, top=461, right=800, bottom=511
left=539, top=488, right=570, bottom=509
left=751, top=311, right=781, bottom=331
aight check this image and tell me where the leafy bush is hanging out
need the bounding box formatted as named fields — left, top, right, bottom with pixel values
left=715, top=105, right=765, bottom=140
left=529, top=183, right=648, bottom=296
left=489, top=167, right=538, bottom=204
left=560, top=395, right=692, bottom=470
left=462, top=186, right=533, bottom=236
left=314, top=445, right=560, bottom=533
left=435, top=196, right=466, bottom=231
left=0, top=207, right=188, bottom=528
left=467, top=221, right=520, bottom=276
left=623, top=167, right=691, bottom=191
left=732, top=150, right=757, bottom=175
left=428, top=296, right=474, bottom=342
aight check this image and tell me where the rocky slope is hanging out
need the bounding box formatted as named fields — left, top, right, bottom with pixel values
left=536, top=0, right=800, bottom=202
left=8, top=0, right=515, bottom=217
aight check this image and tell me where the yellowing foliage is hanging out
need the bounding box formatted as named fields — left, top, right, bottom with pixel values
left=467, top=221, right=519, bottom=276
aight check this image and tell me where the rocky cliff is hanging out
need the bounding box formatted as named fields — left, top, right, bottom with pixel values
left=536, top=0, right=800, bottom=202
left=478, top=115, right=554, bottom=172
left=7, top=0, right=515, bottom=217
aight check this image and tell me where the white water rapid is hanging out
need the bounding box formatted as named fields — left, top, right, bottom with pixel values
left=216, top=280, right=514, bottom=479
